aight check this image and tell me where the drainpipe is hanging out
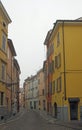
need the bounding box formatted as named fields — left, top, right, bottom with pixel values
left=62, top=21, right=66, bottom=100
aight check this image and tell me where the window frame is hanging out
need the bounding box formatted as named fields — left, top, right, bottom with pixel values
left=57, top=32, right=60, bottom=46
left=2, top=32, right=7, bottom=52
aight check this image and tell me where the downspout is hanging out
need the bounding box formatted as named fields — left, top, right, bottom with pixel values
left=62, top=21, right=66, bottom=100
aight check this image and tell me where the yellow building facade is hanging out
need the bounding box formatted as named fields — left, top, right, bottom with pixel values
left=0, top=1, right=11, bottom=119
left=50, top=19, right=82, bottom=120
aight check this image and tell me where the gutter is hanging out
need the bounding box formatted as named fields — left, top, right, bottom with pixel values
left=62, top=21, right=66, bottom=100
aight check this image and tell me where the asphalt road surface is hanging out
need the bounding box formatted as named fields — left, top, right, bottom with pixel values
left=0, top=110, right=76, bottom=130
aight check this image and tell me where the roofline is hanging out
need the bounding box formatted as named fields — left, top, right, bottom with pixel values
left=0, top=1, right=12, bottom=23
left=37, top=68, right=43, bottom=74
left=8, top=39, right=17, bottom=56
left=50, top=19, right=82, bottom=43
left=44, top=18, right=82, bottom=46
left=54, top=19, right=82, bottom=24
left=14, top=58, right=21, bottom=73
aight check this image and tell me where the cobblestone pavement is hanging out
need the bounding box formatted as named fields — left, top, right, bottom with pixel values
left=38, top=110, right=82, bottom=130
left=0, top=109, right=81, bottom=130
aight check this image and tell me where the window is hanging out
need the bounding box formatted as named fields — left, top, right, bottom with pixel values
left=3, top=21, right=6, bottom=28
left=57, top=32, right=60, bottom=46
left=55, top=53, right=61, bottom=69
left=55, top=79, right=57, bottom=92
left=1, top=62, right=6, bottom=81
left=42, top=89, right=44, bottom=95
left=49, top=83, right=52, bottom=94
left=43, top=100, right=46, bottom=110
left=57, top=77, right=61, bottom=92
left=52, top=80, right=55, bottom=94
left=55, top=56, right=57, bottom=68
left=0, top=92, right=4, bottom=105
left=57, top=53, right=61, bottom=68
left=52, top=60, right=54, bottom=73
left=2, top=33, right=7, bottom=51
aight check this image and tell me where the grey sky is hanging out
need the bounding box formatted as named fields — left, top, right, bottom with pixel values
left=2, top=0, right=82, bottom=87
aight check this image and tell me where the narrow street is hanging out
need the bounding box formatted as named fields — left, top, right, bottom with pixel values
left=0, top=110, right=79, bottom=130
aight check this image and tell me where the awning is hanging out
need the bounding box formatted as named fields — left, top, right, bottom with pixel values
left=68, top=98, right=80, bottom=103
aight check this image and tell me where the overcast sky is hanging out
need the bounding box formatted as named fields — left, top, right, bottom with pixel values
left=2, top=0, right=82, bottom=87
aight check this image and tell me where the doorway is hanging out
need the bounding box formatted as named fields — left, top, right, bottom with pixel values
left=70, top=102, right=78, bottom=120
left=54, top=102, right=57, bottom=118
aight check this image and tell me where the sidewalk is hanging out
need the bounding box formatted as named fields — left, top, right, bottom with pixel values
left=0, top=108, right=25, bottom=125
left=36, top=110, right=82, bottom=130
